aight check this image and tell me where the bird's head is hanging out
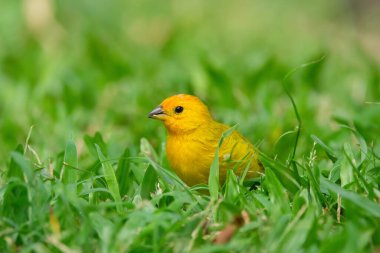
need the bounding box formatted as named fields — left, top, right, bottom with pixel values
left=148, top=94, right=213, bottom=134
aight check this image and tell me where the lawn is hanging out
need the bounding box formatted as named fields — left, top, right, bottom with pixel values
left=0, top=0, right=380, bottom=252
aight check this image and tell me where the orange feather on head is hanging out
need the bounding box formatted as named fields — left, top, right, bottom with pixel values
left=149, top=94, right=212, bottom=134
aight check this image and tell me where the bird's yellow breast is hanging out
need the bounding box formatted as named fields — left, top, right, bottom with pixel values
left=166, top=132, right=215, bottom=186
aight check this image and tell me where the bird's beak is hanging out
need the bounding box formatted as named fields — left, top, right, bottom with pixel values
left=148, top=105, right=165, bottom=119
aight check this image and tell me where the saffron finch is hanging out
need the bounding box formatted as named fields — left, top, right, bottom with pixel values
left=148, top=94, right=263, bottom=186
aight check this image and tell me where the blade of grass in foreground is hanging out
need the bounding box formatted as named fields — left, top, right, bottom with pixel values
left=282, top=56, right=326, bottom=184
left=11, top=152, right=34, bottom=182
left=321, top=177, right=380, bottom=218
left=311, top=134, right=337, bottom=162
left=140, top=165, right=157, bottom=199
left=9, top=152, right=34, bottom=224
left=209, top=124, right=238, bottom=201
left=96, top=145, right=122, bottom=213
left=62, top=140, right=78, bottom=194
left=116, top=148, right=132, bottom=197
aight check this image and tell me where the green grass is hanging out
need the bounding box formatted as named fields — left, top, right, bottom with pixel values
left=1, top=0, right=380, bottom=252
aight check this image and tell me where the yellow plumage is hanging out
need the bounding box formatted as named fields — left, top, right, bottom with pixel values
left=149, top=94, right=263, bottom=186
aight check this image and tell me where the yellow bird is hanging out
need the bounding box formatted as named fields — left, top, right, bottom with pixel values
left=148, top=94, right=263, bottom=186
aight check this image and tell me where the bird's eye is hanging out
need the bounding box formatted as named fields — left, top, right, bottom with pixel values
left=174, top=106, right=184, bottom=114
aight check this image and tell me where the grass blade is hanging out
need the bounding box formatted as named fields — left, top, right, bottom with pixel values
left=265, top=168, right=291, bottom=215
left=140, top=138, right=159, bottom=163
left=340, top=143, right=355, bottom=187
left=209, top=125, right=238, bottom=201
left=11, top=152, right=34, bottom=183
left=321, top=178, right=380, bottom=218
left=140, top=165, right=157, bottom=199
left=7, top=145, right=25, bottom=180
left=96, top=145, right=122, bottom=213
left=62, top=140, right=78, bottom=194
left=224, top=169, right=239, bottom=202
left=116, top=148, right=132, bottom=197
left=311, top=134, right=337, bottom=162
left=8, top=153, right=34, bottom=224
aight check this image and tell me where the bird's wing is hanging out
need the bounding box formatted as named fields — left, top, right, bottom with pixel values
left=218, top=128, right=262, bottom=179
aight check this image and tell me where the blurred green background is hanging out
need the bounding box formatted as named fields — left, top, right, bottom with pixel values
left=1, top=1, right=380, bottom=252
left=0, top=0, right=379, bottom=169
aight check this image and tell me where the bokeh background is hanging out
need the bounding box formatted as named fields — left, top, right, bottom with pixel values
left=1, top=0, right=380, bottom=168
